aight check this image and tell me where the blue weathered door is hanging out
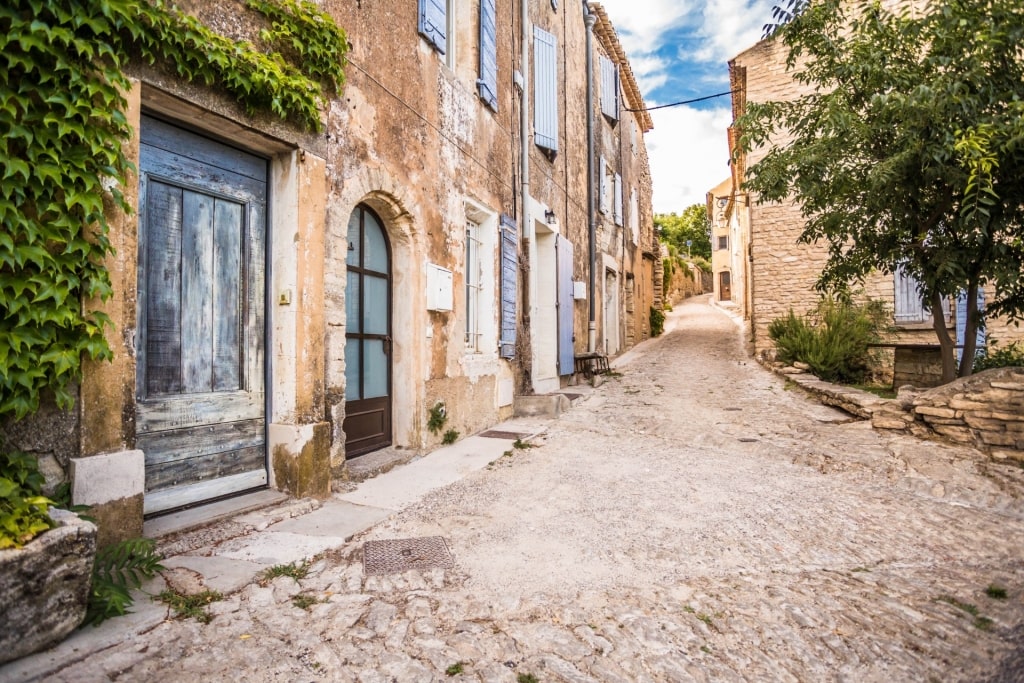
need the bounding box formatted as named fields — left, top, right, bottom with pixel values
left=136, top=116, right=267, bottom=515
left=556, top=234, right=575, bottom=375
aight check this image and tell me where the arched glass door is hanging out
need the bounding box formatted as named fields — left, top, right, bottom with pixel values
left=343, top=205, right=392, bottom=457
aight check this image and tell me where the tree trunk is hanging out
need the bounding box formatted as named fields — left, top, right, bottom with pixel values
left=957, top=281, right=980, bottom=378
left=931, top=291, right=957, bottom=383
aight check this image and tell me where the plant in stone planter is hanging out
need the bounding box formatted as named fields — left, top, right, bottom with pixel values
left=0, top=449, right=56, bottom=549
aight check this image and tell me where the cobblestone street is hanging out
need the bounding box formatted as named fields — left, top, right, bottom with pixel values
left=47, top=297, right=1024, bottom=682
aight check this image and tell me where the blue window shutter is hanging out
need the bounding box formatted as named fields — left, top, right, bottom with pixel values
left=499, top=214, right=518, bottom=358
left=600, top=56, right=618, bottom=120
left=599, top=157, right=608, bottom=214
left=955, top=289, right=986, bottom=363
left=477, top=0, right=498, bottom=110
left=556, top=234, right=575, bottom=375
left=533, top=26, right=558, bottom=152
left=613, top=172, right=623, bottom=226
left=419, top=0, right=447, bottom=54
left=894, top=266, right=926, bottom=324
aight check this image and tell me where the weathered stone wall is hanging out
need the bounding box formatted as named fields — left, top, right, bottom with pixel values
left=910, top=367, right=1024, bottom=459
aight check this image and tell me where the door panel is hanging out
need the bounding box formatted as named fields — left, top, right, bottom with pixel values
left=556, top=234, right=575, bottom=375
left=344, top=205, right=393, bottom=457
left=137, top=116, right=267, bottom=515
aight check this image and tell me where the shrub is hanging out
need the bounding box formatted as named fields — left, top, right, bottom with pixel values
left=663, top=258, right=674, bottom=290
left=650, top=306, right=666, bottom=337
left=768, top=296, right=888, bottom=383
left=973, top=341, right=1024, bottom=372
left=0, top=449, right=55, bottom=549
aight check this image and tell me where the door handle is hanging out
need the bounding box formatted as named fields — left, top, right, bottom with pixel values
left=383, top=335, right=392, bottom=355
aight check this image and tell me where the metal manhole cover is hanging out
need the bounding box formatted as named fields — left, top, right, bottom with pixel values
left=363, top=536, right=454, bottom=575
left=479, top=430, right=530, bottom=440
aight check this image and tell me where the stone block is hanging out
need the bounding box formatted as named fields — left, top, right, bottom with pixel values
left=270, top=421, right=332, bottom=499
left=0, top=509, right=96, bottom=665
left=929, top=425, right=975, bottom=443
left=70, top=450, right=144, bottom=545
left=915, top=406, right=958, bottom=419
left=979, top=431, right=1019, bottom=447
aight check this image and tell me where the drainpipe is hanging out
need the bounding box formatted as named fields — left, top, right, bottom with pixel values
left=520, top=0, right=532, bottom=245
left=584, top=5, right=597, bottom=353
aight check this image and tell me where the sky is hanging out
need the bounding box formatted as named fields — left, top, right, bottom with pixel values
left=597, top=0, right=778, bottom=214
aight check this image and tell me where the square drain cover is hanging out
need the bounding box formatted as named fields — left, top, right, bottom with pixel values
left=363, top=536, right=455, bottom=575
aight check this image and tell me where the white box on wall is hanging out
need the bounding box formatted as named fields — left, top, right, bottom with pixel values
left=572, top=281, right=586, bottom=300
left=426, top=263, right=453, bottom=311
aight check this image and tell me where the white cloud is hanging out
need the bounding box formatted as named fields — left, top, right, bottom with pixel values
left=693, top=0, right=775, bottom=63
left=644, top=105, right=733, bottom=212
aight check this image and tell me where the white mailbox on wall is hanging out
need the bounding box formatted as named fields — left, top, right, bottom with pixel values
left=426, top=263, right=453, bottom=311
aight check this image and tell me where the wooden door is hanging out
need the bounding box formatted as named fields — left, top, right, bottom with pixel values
left=136, top=116, right=267, bottom=515
left=343, top=205, right=392, bottom=458
left=719, top=271, right=732, bottom=301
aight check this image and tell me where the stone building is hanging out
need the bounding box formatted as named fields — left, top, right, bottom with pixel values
left=2, top=1, right=656, bottom=541
left=706, top=176, right=749, bottom=318
left=726, top=32, right=1023, bottom=386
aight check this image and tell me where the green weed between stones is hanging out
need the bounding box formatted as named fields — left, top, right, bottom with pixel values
left=156, top=589, right=222, bottom=624
left=937, top=595, right=994, bottom=631
left=292, top=593, right=323, bottom=610
left=262, top=560, right=309, bottom=582
left=517, top=674, right=538, bottom=683
left=986, top=585, right=1008, bottom=600
left=445, top=661, right=465, bottom=676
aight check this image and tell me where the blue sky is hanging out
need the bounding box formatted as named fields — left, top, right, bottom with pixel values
left=597, top=0, right=778, bottom=212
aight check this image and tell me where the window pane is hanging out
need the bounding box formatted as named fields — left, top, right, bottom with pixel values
left=346, top=271, right=360, bottom=331
left=344, top=338, right=360, bottom=400
left=363, top=275, right=388, bottom=334
left=363, top=339, right=388, bottom=398
left=363, top=211, right=388, bottom=273
left=347, top=211, right=361, bottom=267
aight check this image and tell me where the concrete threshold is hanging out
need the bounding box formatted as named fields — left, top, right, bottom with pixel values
left=1, top=417, right=551, bottom=682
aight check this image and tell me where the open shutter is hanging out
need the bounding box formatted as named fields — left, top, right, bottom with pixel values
left=599, top=157, right=608, bottom=214
left=533, top=26, right=558, bottom=152
left=419, top=0, right=447, bottom=54
left=600, top=56, right=618, bottom=120
left=894, top=266, right=927, bottom=324
left=613, top=172, right=623, bottom=226
left=477, top=0, right=498, bottom=110
left=955, top=289, right=986, bottom=363
left=556, top=234, right=575, bottom=375
left=499, top=214, right=518, bottom=358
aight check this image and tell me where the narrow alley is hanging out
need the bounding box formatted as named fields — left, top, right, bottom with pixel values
left=23, top=297, right=1024, bottom=682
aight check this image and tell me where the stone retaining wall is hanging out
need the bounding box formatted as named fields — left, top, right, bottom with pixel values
left=767, top=363, right=1024, bottom=460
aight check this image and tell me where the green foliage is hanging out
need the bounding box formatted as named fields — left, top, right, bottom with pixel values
left=445, top=662, right=466, bottom=676
left=0, top=0, right=347, bottom=420
left=442, top=428, right=459, bottom=445
left=986, top=584, right=1008, bottom=600
left=156, top=588, right=222, bottom=624
left=84, top=538, right=164, bottom=626
left=291, top=593, right=322, bottom=610
left=655, top=205, right=711, bottom=260
left=739, top=0, right=1024, bottom=382
left=262, top=560, right=309, bottom=582
left=0, top=449, right=55, bottom=548
left=973, top=341, right=1024, bottom=372
left=768, top=296, right=889, bottom=384
left=427, top=402, right=448, bottom=435
left=650, top=306, right=665, bottom=337
left=662, top=258, right=674, bottom=291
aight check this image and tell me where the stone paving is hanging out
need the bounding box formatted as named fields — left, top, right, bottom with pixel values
left=34, top=297, right=1024, bottom=681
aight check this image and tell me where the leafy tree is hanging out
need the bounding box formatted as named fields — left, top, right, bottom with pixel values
left=654, top=205, right=711, bottom=260
left=738, top=0, right=1024, bottom=382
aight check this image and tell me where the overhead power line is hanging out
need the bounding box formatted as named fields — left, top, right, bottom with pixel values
left=624, top=90, right=737, bottom=113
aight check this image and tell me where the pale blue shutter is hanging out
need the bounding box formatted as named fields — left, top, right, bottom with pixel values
left=499, top=214, right=518, bottom=358
left=477, top=0, right=498, bottom=110
left=894, top=266, right=926, bottom=324
left=533, top=26, right=558, bottom=152
left=600, top=56, right=618, bottom=120
left=556, top=234, right=575, bottom=375
left=419, top=0, right=447, bottom=54
left=613, top=172, right=623, bottom=226
left=955, top=289, right=986, bottom=363
left=599, top=157, right=609, bottom=214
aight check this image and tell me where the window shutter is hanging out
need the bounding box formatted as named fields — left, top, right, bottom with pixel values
left=600, top=56, right=618, bottom=120
left=533, top=26, right=558, bottom=152
left=894, top=266, right=928, bottom=324
left=477, top=0, right=498, bottom=110
left=613, top=172, right=623, bottom=226
left=499, top=214, right=518, bottom=358
left=599, top=157, right=608, bottom=214
left=419, top=0, right=447, bottom=54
